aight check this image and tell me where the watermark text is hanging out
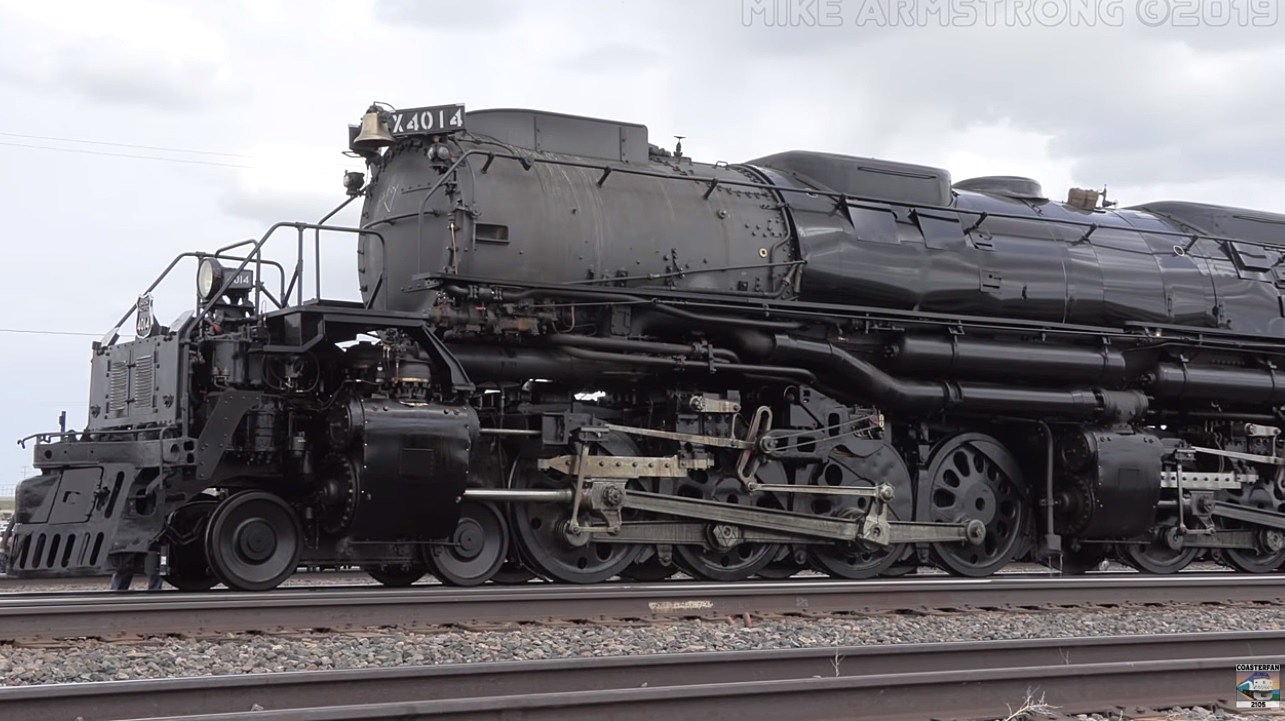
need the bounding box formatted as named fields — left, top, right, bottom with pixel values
left=740, top=0, right=1278, bottom=28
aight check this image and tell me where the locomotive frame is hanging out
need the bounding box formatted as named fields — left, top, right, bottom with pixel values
left=8, top=102, right=1285, bottom=589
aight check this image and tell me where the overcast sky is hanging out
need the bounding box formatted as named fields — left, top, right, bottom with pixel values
left=0, top=0, right=1281, bottom=493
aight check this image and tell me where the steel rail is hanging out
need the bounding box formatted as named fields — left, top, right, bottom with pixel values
left=2, top=631, right=1280, bottom=721
left=2, top=574, right=1284, bottom=642
left=0, top=570, right=368, bottom=589
left=0, top=573, right=111, bottom=587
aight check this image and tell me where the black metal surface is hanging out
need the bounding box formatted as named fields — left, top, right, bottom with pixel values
left=2, top=631, right=1277, bottom=721
left=87, top=329, right=185, bottom=431
left=18, top=101, right=1285, bottom=595
left=195, top=391, right=263, bottom=481
left=348, top=401, right=477, bottom=540
left=9, top=462, right=141, bottom=575
left=363, top=118, right=1285, bottom=337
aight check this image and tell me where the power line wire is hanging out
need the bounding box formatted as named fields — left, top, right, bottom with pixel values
left=0, top=131, right=252, bottom=158
left=0, top=328, right=102, bottom=337
left=0, top=140, right=362, bottom=170
left=0, top=140, right=253, bottom=168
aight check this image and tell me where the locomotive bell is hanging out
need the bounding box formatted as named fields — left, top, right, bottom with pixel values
left=351, top=106, right=394, bottom=152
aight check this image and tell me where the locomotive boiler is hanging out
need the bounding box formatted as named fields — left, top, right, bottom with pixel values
left=8, top=102, right=1285, bottom=590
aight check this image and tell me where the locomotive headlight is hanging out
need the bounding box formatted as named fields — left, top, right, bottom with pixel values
left=197, top=258, right=224, bottom=301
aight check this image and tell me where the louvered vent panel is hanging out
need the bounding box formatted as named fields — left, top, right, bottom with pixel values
left=134, top=354, right=154, bottom=411
left=108, top=361, right=129, bottom=417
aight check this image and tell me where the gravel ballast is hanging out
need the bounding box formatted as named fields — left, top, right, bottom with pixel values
left=1, top=603, right=1283, bottom=685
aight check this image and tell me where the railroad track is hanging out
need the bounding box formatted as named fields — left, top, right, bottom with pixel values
left=0, top=569, right=369, bottom=590
left=0, top=573, right=111, bottom=588
left=3, top=574, right=1285, bottom=642
left=2, top=630, right=1279, bottom=720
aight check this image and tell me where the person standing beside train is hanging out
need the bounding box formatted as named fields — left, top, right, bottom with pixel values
left=108, top=551, right=163, bottom=591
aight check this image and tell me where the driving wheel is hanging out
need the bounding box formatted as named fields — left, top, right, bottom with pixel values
left=511, top=436, right=646, bottom=583
left=925, top=433, right=1029, bottom=577
left=1217, top=477, right=1285, bottom=573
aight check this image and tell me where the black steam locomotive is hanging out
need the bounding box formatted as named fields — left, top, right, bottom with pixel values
left=8, top=102, right=1285, bottom=590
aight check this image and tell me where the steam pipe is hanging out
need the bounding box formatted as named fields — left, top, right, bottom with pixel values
left=445, top=346, right=612, bottom=383
left=557, top=347, right=815, bottom=383
left=438, top=284, right=801, bottom=331
left=444, top=343, right=813, bottom=385
left=767, top=335, right=1147, bottom=422
left=1147, top=363, right=1285, bottom=405
left=887, top=336, right=1129, bottom=385
left=546, top=334, right=741, bottom=364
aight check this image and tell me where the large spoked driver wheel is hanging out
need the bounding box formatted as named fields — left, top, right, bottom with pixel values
left=1218, top=478, right=1285, bottom=573
left=511, top=437, right=647, bottom=584
left=925, top=434, right=1029, bottom=577
left=672, top=467, right=781, bottom=581
left=803, top=455, right=909, bottom=580
left=205, top=492, right=302, bottom=592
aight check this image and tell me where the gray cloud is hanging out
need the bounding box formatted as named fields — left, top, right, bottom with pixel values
left=218, top=186, right=342, bottom=228
left=0, top=7, right=238, bottom=112
left=47, top=38, right=231, bottom=111
left=642, top=17, right=1285, bottom=186
left=1, top=0, right=1284, bottom=496
left=372, top=0, right=532, bottom=29
left=559, top=43, right=662, bottom=74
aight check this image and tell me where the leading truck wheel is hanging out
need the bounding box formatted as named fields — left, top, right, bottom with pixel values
left=205, top=492, right=302, bottom=592
left=424, top=502, right=509, bottom=586
left=163, top=497, right=220, bottom=591
left=1119, top=522, right=1198, bottom=574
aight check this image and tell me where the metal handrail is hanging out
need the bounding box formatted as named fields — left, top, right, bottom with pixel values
left=99, top=252, right=287, bottom=346
left=193, top=221, right=385, bottom=332
left=315, top=195, right=360, bottom=301
left=100, top=197, right=380, bottom=349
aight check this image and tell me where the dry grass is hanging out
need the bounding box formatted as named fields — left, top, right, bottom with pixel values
left=999, top=691, right=1060, bottom=721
